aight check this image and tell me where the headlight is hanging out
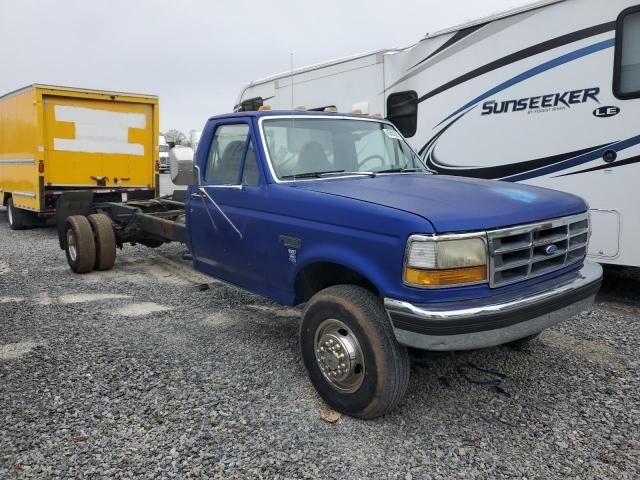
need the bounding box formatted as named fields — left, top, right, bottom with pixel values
left=404, top=235, right=488, bottom=287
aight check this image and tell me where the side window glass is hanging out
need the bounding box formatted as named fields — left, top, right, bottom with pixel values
left=241, top=139, right=260, bottom=186
left=387, top=91, right=418, bottom=138
left=205, top=124, right=249, bottom=184
left=616, top=8, right=640, bottom=98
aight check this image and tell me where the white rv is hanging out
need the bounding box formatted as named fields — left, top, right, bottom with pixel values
left=236, top=0, right=640, bottom=268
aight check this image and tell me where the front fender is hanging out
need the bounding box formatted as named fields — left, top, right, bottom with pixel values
left=290, top=239, right=402, bottom=299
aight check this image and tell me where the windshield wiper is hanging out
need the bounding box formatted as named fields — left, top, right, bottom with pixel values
left=281, top=170, right=345, bottom=180
left=375, top=167, right=426, bottom=174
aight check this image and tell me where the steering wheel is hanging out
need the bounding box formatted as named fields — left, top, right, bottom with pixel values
left=358, top=154, right=385, bottom=170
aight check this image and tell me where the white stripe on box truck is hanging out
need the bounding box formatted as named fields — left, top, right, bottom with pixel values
left=53, top=105, right=145, bottom=156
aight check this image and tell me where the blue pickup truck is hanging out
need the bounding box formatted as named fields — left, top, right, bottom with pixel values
left=60, top=109, right=603, bottom=418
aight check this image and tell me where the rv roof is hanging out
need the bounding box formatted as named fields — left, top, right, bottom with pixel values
left=423, top=0, right=566, bottom=40
left=243, top=49, right=392, bottom=88
left=240, top=0, right=566, bottom=92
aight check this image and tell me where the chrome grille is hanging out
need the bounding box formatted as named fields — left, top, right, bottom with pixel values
left=488, top=213, right=589, bottom=288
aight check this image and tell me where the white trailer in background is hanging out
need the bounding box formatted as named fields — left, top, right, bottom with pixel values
left=159, top=135, right=170, bottom=172
left=237, top=0, right=640, bottom=268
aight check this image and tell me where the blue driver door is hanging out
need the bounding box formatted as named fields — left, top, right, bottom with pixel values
left=189, top=121, right=266, bottom=290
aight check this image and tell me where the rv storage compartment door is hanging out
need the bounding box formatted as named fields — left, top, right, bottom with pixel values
left=588, top=210, right=620, bottom=258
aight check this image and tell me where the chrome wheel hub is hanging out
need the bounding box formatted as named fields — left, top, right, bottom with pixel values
left=314, top=319, right=365, bottom=393
left=66, top=229, right=77, bottom=262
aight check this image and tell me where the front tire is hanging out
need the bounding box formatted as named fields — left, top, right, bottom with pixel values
left=64, top=215, right=96, bottom=274
left=300, top=285, right=410, bottom=419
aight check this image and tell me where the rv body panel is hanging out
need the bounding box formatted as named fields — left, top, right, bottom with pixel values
left=239, top=51, right=386, bottom=114
left=238, top=0, right=640, bottom=267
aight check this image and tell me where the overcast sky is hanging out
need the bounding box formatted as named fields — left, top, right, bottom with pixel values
left=1, top=0, right=532, bottom=133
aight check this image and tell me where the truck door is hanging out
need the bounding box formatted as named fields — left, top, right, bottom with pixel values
left=188, top=120, right=267, bottom=291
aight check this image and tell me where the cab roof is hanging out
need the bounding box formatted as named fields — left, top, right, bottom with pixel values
left=207, top=110, right=385, bottom=122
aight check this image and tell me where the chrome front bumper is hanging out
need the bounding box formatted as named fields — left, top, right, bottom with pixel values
left=384, top=261, right=603, bottom=351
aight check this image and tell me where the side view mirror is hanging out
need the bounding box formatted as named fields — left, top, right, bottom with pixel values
left=169, top=146, right=196, bottom=185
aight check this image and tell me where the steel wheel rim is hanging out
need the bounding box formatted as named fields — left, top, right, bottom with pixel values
left=314, top=318, right=365, bottom=393
left=7, top=204, right=13, bottom=225
left=66, top=229, right=77, bottom=262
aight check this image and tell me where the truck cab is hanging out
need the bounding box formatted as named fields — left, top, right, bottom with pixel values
left=61, top=108, right=601, bottom=418
left=174, top=109, right=602, bottom=418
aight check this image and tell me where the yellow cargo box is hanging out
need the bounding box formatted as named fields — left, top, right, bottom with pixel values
left=0, top=84, right=159, bottom=228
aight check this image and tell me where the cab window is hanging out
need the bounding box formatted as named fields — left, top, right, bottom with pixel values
left=205, top=124, right=260, bottom=185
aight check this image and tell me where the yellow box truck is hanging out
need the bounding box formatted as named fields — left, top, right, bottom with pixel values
left=0, top=84, right=159, bottom=229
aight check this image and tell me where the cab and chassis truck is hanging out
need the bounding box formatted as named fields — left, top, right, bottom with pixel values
left=0, top=84, right=160, bottom=229
left=58, top=110, right=603, bottom=418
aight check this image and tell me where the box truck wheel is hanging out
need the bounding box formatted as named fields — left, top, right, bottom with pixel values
left=64, top=215, right=96, bottom=274
left=300, top=285, right=410, bottom=419
left=87, top=214, right=116, bottom=271
left=6, top=198, right=30, bottom=230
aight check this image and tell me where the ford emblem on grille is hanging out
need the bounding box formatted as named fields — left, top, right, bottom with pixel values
left=546, top=244, right=559, bottom=255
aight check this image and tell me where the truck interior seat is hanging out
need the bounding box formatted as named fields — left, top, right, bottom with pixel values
left=216, top=140, right=245, bottom=184
left=297, top=141, right=332, bottom=173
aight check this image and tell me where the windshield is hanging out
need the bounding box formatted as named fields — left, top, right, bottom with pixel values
left=261, top=117, right=427, bottom=180
left=159, top=145, right=170, bottom=152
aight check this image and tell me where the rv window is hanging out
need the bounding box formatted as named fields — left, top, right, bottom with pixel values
left=387, top=91, right=418, bottom=138
left=615, top=7, right=640, bottom=98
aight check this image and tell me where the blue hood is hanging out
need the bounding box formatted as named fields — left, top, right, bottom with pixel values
left=293, top=174, right=587, bottom=233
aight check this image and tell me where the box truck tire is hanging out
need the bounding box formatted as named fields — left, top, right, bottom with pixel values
left=64, top=215, right=96, bottom=274
left=87, top=214, right=116, bottom=271
left=7, top=198, right=32, bottom=230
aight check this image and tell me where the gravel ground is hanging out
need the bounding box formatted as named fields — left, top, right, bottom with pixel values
left=0, top=205, right=639, bottom=479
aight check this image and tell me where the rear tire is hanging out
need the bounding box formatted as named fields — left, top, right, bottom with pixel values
left=64, top=215, right=96, bottom=274
left=87, top=213, right=116, bottom=271
left=300, top=285, right=410, bottom=419
left=7, top=198, right=30, bottom=230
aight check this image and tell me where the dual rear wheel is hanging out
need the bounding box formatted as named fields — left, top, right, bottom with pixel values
left=64, top=214, right=116, bottom=273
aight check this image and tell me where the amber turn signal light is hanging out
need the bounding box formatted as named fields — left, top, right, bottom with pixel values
left=404, top=266, right=487, bottom=287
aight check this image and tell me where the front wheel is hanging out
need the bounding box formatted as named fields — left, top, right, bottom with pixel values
left=300, top=285, right=410, bottom=419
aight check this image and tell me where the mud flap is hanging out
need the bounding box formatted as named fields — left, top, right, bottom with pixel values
left=56, top=191, right=95, bottom=249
